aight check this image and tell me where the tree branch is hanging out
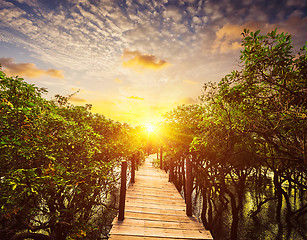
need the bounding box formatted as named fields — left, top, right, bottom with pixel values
left=12, top=233, right=50, bottom=240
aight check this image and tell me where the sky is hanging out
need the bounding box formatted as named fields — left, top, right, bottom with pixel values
left=1, top=0, right=307, bottom=125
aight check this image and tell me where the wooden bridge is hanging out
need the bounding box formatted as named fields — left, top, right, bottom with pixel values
left=109, top=155, right=213, bottom=240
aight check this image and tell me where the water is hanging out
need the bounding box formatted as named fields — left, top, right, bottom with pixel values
left=188, top=176, right=307, bottom=240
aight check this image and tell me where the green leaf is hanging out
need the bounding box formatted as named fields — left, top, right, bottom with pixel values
left=254, top=30, right=260, bottom=37
left=244, top=37, right=252, bottom=41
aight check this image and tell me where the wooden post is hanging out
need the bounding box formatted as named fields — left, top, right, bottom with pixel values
left=160, top=146, right=163, bottom=169
left=182, top=158, right=186, bottom=202
left=131, top=156, right=135, bottom=184
left=169, top=157, right=174, bottom=182
left=186, top=157, right=192, bottom=217
left=118, top=160, right=127, bottom=221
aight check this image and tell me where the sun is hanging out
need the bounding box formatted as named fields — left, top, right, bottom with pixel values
left=145, top=123, right=155, bottom=134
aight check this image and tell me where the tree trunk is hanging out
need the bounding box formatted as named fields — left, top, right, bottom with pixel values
left=274, top=172, right=282, bottom=223
left=230, top=197, right=239, bottom=240
left=223, top=186, right=239, bottom=240
left=201, top=188, right=209, bottom=228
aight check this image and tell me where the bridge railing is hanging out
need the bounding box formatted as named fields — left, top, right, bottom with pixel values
left=157, top=153, right=193, bottom=217
left=118, top=156, right=136, bottom=221
left=118, top=154, right=193, bottom=220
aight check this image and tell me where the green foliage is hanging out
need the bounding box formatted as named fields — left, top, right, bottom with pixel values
left=1, top=28, right=306, bottom=239
left=0, top=67, right=145, bottom=239
left=162, top=29, right=306, bottom=240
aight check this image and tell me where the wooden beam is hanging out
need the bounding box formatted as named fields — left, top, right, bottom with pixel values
left=118, top=160, right=127, bottom=221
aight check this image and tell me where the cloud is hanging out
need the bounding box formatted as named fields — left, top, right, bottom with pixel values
left=211, top=17, right=307, bottom=53
left=178, top=97, right=198, bottom=105
left=1, top=0, right=307, bottom=126
left=200, top=0, right=307, bottom=54
left=126, top=96, right=145, bottom=100
left=114, top=78, right=123, bottom=83
left=122, top=50, right=169, bottom=71
left=164, top=5, right=182, bottom=22
left=71, top=88, right=85, bottom=92
left=0, top=58, right=64, bottom=79
left=69, top=96, right=87, bottom=103
left=183, top=79, right=198, bottom=85
left=212, top=24, right=244, bottom=53
left=45, top=69, right=64, bottom=79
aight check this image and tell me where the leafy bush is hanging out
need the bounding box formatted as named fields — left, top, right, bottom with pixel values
left=0, top=67, right=145, bottom=239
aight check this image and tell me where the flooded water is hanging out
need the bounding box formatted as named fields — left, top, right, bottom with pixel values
left=189, top=177, right=307, bottom=240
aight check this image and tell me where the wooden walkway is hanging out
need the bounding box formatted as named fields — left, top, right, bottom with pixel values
left=109, top=155, right=213, bottom=240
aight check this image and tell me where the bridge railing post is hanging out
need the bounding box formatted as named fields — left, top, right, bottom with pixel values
left=186, top=157, right=192, bottom=217
left=118, top=160, right=127, bottom=221
left=131, top=156, right=135, bottom=184
left=169, top=157, right=174, bottom=182
left=160, top=146, right=163, bottom=169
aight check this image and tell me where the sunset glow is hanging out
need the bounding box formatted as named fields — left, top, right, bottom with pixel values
left=0, top=0, right=306, bottom=125
left=145, top=123, right=155, bottom=134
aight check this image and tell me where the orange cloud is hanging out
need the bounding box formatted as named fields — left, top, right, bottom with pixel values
left=114, top=78, right=122, bottom=83
left=126, top=96, right=144, bottom=100
left=0, top=58, right=64, bottom=79
left=212, top=19, right=303, bottom=53
left=71, top=88, right=85, bottom=92
left=122, top=49, right=169, bottom=71
left=69, top=96, right=87, bottom=103
left=179, top=97, right=198, bottom=105
left=183, top=79, right=198, bottom=85
left=213, top=24, right=245, bottom=53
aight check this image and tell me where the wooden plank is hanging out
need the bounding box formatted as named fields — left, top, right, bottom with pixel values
left=109, top=155, right=213, bottom=240
left=124, top=211, right=196, bottom=222
left=110, top=224, right=212, bottom=239
left=112, top=218, right=205, bottom=230
left=127, top=191, right=184, bottom=200
left=110, top=236, right=212, bottom=240
left=125, top=201, right=186, bottom=211
left=125, top=206, right=186, bottom=216
left=126, top=196, right=186, bottom=206
left=127, top=187, right=180, bottom=195
left=109, top=236, right=201, bottom=240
